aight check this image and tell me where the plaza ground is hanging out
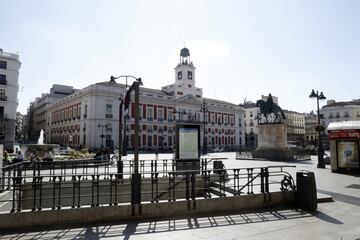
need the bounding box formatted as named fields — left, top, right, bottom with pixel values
left=1, top=152, right=359, bottom=240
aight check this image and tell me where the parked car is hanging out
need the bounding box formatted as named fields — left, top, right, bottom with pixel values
left=213, top=147, right=224, bottom=152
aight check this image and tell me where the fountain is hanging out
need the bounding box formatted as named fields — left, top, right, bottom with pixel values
left=20, top=129, right=58, bottom=161
left=38, top=129, right=44, bottom=145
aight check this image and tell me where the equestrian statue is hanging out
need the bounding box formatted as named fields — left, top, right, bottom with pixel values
left=256, top=94, right=286, bottom=124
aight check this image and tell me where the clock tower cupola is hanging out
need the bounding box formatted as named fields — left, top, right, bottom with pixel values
left=162, top=46, right=203, bottom=99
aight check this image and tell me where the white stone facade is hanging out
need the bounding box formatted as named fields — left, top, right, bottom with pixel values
left=46, top=48, right=245, bottom=151
left=321, top=99, right=360, bottom=133
left=0, top=49, right=21, bottom=149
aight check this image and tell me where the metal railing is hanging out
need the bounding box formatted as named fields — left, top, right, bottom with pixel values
left=1, top=159, right=113, bottom=191
left=0, top=161, right=295, bottom=213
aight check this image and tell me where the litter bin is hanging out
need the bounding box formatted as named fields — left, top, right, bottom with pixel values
left=296, top=171, right=317, bottom=211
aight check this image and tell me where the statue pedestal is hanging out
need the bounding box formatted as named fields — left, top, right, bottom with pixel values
left=252, top=123, right=293, bottom=161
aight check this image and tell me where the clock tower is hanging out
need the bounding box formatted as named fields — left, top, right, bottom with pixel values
left=162, top=47, right=202, bottom=99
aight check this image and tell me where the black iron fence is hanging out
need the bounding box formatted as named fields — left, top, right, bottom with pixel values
left=0, top=162, right=296, bottom=213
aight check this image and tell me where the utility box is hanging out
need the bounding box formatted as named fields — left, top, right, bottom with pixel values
left=296, top=171, right=317, bottom=211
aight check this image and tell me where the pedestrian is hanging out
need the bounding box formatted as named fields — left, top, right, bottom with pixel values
left=15, top=151, right=24, bottom=183
left=16, top=151, right=24, bottom=163
left=30, top=150, right=37, bottom=162
left=155, top=148, right=159, bottom=160
left=3, top=150, right=10, bottom=164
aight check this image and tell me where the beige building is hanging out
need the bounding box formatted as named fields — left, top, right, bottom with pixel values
left=304, top=112, right=318, bottom=146
left=30, top=85, right=76, bottom=143
left=46, top=48, right=246, bottom=151
left=284, top=110, right=305, bottom=146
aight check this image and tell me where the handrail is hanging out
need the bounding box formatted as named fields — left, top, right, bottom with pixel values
left=0, top=165, right=296, bottom=213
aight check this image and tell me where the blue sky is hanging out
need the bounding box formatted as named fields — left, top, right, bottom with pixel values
left=1, top=0, right=360, bottom=114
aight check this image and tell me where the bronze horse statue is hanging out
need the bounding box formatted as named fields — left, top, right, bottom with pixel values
left=256, top=96, right=286, bottom=123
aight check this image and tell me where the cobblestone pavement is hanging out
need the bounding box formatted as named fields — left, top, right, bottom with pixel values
left=1, top=153, right=360, bottom=240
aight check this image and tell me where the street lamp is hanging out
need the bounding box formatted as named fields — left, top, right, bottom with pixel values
left=110, top=75, right=137, bottom=157
left=200, top=100, right=208, bottom=154
left=309, top=89, right=326, bottom=168
left=98, top=124, right=106, bottom=149
left=110, top=74, right=143, bottom=205
left=172, top=108, right=187, bottom=124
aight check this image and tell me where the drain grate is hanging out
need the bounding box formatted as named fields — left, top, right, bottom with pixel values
left=345, top=184, right=360, bottom=190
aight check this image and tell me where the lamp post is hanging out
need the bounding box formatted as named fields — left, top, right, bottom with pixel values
left=172, top=108, right=187, bottom=124
left=200, top=100, right=208, bottom=154
left=98, top=124, right=106, bottom=149
left=309, top=89, right=326, bottom=168
left=110, top=75, right=131, bottom=156
left=110, top=75, right=143, bottom=205
left=172, top=108, right=186, bottom=155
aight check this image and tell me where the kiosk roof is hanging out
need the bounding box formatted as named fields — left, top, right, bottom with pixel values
left=328, top=121, right=360, bottom=131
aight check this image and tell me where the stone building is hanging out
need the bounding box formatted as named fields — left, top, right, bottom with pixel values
left=243, top=102, right=258, bottom=149
left=46, top=47, right=245, bottom=151
left=321, top=99, right=360, bottom=131
left=284, top=110, right=305, bottom=146
left=30, top=84, right=76, bottom=143
left=0, top=48, right=21, bottom=150
left=304, top=112, right=318, bottom=146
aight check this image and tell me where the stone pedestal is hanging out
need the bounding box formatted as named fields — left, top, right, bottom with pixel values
left=252, top=124, right=293, bottom=161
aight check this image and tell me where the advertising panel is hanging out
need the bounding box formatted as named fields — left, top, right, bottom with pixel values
left=336, top=141, right=360, bottom=169
left=177, top=125, right=200, bottom=159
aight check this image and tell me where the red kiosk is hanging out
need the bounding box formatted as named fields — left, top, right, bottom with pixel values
left=328, top=121, right=360, bottom=172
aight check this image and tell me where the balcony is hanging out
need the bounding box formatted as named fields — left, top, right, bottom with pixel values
left=0, top=96, right=7, bottom=101
left=147, top=118, right=153, bottom=122
left=158, top=118, right=163, bottom=122
left=105, top=114, right=113, bottom=119
left=0, top=80, right=7, bottom=85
